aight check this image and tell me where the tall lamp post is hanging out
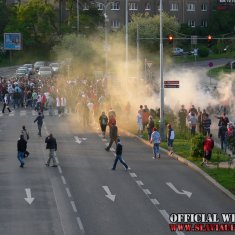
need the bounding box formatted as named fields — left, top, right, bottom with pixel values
left=159, top=0, right=165, bottom=139
left=125, top=0, right=129, bottom=78
left=76, top=0, right=79, bottom=35
left=103, top=1, right=113, bottom=76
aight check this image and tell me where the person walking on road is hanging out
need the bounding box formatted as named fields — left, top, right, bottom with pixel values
left=112, top=138, right=130, bottom=171
left=99, top=111, right=108, bottom=138
left=17, top=135, right=27, bottom=168
left=201, top=134, right=214, bottom=167
left=167, top=124, right=175, bottom=156
left=34, top=112, right=44, bottom=137
left=150, top=127, right=161, bottom=159
left=105, top=122, right=118, bottom=151
left=21, top=125, right=30, bottom=157
left=45, top=133, right=57, bottom=167
left=2, top=92, right=11, bottom=113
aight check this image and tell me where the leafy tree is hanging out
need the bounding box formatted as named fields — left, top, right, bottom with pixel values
left=208, top=9, right=235, bottom=35
left=5, top=0, right=58, bottom=50
left=128, top=13, right=180, bottom=52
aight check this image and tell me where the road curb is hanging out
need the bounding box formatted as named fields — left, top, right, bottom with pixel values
left=123, top=130, right=235, bottom=202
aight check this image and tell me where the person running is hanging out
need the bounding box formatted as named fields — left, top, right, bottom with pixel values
left=150, top=127, right=161, bottom=159
left=34, top=112, right=44, bottom=137
left=99, top=111, right=108, bottom=138
left=45, top=133, right=58, bottom=167
left=112, top=138, right=130, bottom=171
left=17, top=135, right=27, bottom=168
left=201, top=134, right=214, bottom=167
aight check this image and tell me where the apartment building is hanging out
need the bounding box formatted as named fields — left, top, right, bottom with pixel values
left=5, top=0, right=226, bottom=30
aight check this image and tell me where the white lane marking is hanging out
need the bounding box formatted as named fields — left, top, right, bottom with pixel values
left=110, top=147, right=115, bottom=152
left=58, top=165, right=62, bottom=174
left=61, top=176, right=67, bottom=185
left=143, top=189, right=151, bottom=195
left=102, top=186, right=116, bottom=202
left=76, top=217, right=85, bottom=233
left=150, top=198, right=160, bottom=205
left=9, top=113, right=14, bottom=116
left=129, top=172, right=137, bottom=178
left=20, top=111, right=26, bottom=116
left=65, top=187, right=72, bottom=198
left=24, top=188, right=35, bottom=205
left=71, top=201, right=78, bottom=213
left=74, top=136, right=82, bottom=144
left=55, top=156, right=59, bottom=164
left=102, top=138, right=107, bottom=142
left=166, top=182, right=192, bottom=198
left=160, top=210, right=185, bottom=235
left=136, top=180, right=144, bottom=186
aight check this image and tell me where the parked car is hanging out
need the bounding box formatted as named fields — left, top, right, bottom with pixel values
left=34, top=61, right=46, bottom=73
left=188, top=48, right=198, bottom=56
left=172, top=48, right=184, bottom=56
left=49, top=62, right=60, bottom=74
left=38, top=66, right=53, bottom=78
left=23, top=64, right=34, bottom=75
left=225, top=61, right=235, bottom=69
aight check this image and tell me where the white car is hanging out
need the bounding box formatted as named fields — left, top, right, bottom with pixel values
left=23, top=64, right=34, bottom=74
left=172, top=48, right=184, bottom=56
left=38, top=66, right=53, bottom=78
left=49, top=62, right=60, bottom=74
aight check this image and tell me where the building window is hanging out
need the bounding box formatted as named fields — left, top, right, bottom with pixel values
left=145, top=2, right=151, bottom=11
left=170, top=3, right=178, bottom=11
left=187, top=3, right=195, bottom=11
left=111, top=1, right=120, bottom=10
left=188, top=20, right=196, bottom=27
left=201, top=4, right=207, bottom=11
left=129, top=2, right=138, bottom=10
left=111, top=19, right=120, bottom=28
left=201, top=20, right=207, bottom=27
left=83, top=3, right=89, bottom=10
left=97, top=2, right=104, bottom=10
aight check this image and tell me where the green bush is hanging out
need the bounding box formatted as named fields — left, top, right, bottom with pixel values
left=198, top=46, right=209, bottom=58
left=190, top=134, right=204, bottom=158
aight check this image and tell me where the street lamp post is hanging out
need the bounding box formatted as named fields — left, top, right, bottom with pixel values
left=125, top=0, right=129, bottom=78
left=103, top=1, right=113, bottom=76
left=76, top=0, right=79, bottom=35
left=159, top=0, right=165, bottom=139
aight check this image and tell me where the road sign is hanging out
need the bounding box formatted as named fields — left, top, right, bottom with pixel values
left=208, top=62, right=213, bottom=67
left=164, top=81, right=179, bottom=85
left=164, top=84, right=180, bottom=88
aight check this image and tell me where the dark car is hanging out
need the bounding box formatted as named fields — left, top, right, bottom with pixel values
left=225, top=61, right=235, bottom=69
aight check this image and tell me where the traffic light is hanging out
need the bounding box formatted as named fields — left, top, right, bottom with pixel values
left=167, top=34, right=174, bottom=44
left=207, top=35, right=213, bottom=43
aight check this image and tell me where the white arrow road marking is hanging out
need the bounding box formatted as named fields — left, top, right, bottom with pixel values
left=24, top=188, right=35, bottom=205
left=82, top=138, right=87, bottom=141
left=102, top=186, right=116, bottom=202
left=74, top=136, right=82, bottom=144
left=166, top=182, right=192, bottom=198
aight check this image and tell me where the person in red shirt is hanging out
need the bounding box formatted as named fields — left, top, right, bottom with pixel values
left=201, top=134, right=214, bottom=166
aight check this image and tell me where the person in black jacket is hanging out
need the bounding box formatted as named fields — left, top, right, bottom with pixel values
left=17, top=135, right=27, bottom=168
left=105, top=122, right=118, bottom=151
left=34, top=112, right=44, bottom=136
left=45, top=133, right=57, bottom=167
left=112, top=138, right=130, bottom=171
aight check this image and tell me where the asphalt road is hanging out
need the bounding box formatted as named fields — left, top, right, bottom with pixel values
left=0, top=109, right=235, bottom=235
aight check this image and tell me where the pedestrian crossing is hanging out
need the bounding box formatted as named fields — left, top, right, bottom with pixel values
left=0, top=109, right=70, bottom=118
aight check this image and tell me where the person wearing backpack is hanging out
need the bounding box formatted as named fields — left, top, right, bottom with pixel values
left=167, top=124, right=175, bottom=156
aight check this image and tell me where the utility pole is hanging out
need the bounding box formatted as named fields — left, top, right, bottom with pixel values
left=159, top=0, right=165, bottom=139
left=76, top=0, right=79, bottom=36
left=125, top=0, right=129, bottom=78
